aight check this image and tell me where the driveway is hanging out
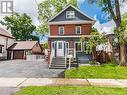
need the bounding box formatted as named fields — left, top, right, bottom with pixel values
left=0, top=60, right=65, bottom=78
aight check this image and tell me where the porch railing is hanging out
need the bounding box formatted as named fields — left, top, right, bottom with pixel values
left=49, top=48, right=55, bottom=67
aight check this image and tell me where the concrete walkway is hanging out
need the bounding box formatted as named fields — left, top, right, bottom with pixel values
left=0, top=78, right=127, bottom=88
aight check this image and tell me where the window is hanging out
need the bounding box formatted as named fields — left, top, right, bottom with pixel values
left=0, top=47, right=2, bottom=53
left=66, top=11, right=75, bottom=19
left=58, top=42, right=62, bottom=49
left=76, top=26, right=81, bottom=34
left=75, top=42, right=82, bottom=52
left=59, top=26, right=64, bottom=35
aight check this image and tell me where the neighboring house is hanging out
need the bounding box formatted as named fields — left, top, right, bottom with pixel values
left=48, top=5, right=95, bottom=68
left=0, top=28, right=15, bottom=60
left=7, top=41, right=42, bottom=60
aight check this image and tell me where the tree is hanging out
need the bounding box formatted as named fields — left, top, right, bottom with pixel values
left=37, top=0, right=78, bottom=34
left=88, top=0, right=126, bottom=65
left=114, top=13, right=127, bottom=66
left=0, top=13, right=37, bottom=41
left=81, top=28, right=107, bottom=63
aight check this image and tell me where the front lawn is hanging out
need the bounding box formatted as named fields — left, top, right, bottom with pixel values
left=65, top=64, right=127, bottom=79
left=16, top=86, right=127, bottom=95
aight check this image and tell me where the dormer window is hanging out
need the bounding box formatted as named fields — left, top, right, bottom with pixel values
left=66, top=11, right=75, bottom=19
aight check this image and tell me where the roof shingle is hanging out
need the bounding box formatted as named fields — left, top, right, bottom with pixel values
left=8, top=41, right=38, bottom=50
left=0, top=28, right=14, bottom=38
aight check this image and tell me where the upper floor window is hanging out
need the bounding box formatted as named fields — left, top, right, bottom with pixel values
left=59, top=26, right=64, bottom=35
left=76, top=26, right=81, bottom=34
left=66, top=11, right=75, bottom=19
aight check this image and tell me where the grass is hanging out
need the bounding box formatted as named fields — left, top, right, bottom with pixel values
left=65, top=63, right=127, bottom=79
left=15, top=86, right=127, bottom=95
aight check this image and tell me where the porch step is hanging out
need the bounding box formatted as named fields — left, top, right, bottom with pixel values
left=49, top=57, right=66, bottom=69
left=49, top=66, right=66, bottom=69
left=49, top=64, right=67, bottom=69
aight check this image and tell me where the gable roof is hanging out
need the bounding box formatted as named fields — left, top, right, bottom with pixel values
left=0, top=28, right=14, bottom=39
left=49, top=4, right=95, bottom=24
left=8, top=41, right=38, bottom=50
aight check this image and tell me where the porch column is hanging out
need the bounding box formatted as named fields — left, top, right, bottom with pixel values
left=48, top=40, right=51, bottom=64
left=11, top=51, right=13, bottom=60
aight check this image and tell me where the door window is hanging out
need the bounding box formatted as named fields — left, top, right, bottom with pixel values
left=58, top=42, right=62, bottom=49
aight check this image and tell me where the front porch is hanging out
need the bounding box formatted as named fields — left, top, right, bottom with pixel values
left=48, top=38, right=92, bottom=69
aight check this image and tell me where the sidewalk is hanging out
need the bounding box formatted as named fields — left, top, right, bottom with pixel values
left=0, top=78, right=127, bottom=87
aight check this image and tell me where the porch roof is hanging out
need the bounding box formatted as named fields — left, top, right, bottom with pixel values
left=48, top=35, right=91, bottom=39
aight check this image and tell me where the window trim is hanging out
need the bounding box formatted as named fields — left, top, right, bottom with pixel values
left=59, top=26, right=64, bottom=35
left=74, top=42, right=82, bottom=52
left=66, top=11, right=75, bottom=19
left=75, top=26, right=81, bottom=34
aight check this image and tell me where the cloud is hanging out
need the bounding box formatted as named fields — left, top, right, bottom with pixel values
left=94, top=1, right=127, bottom=34
left=13, top=0, right=43, bottom=25
left=78, top=0, right=85, bottom=5
left=0, top=0, right=43, bottom=26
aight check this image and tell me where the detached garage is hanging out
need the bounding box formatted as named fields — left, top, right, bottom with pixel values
left=7, top=41, right=42, bottom=60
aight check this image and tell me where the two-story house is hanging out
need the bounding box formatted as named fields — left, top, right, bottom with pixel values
left=48, top=5, right=95, bottom=68
left=0, top=27, right=15, bottom=60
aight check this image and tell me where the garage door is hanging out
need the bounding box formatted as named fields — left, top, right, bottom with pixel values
left=13, top=51, right=24, bottom=59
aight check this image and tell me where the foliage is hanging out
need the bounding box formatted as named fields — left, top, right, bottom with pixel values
left=30, top=35, right=39, bottom=41
left=16, top=86, right=127, bottom=95
left=0, top=13, right=36, bottom=41
left=37, top=0, right=78, bottom=34
left=85, top=28, right=107, bottom=51
left=114, top=13, right=127, bottom=45
left=42, top=42, right=48, bottom=49
left=87, top=0, right=126, bottom=65
left=87, top=0, right=123, bottom=25
left=65, top=63, right=127, bottom=79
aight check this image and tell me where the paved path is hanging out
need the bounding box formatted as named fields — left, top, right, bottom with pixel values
left=0, top=88, right=20, bottom=95
left=0, top=60, right=64, bottom=78
left=0, top=78, right=127, bottom=88
left=1, top=78, right=127, bottom=95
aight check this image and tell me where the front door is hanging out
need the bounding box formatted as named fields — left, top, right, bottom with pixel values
left=57, top=41, right=64, bottom=56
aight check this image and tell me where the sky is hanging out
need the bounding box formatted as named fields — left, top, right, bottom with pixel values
left=0, top=0, right=106, bottom=25
left=79, top=0, right=107, bottom=23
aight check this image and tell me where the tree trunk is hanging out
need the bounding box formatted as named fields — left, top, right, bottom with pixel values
left=120, top=44, right=126, bottom=66
left=107, top=36, right=113, bottom=62
left=92, top=46, right=96, bottom=64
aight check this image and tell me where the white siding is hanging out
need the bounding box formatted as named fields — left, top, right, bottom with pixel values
left=0, top=36, right=14, bottom=59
